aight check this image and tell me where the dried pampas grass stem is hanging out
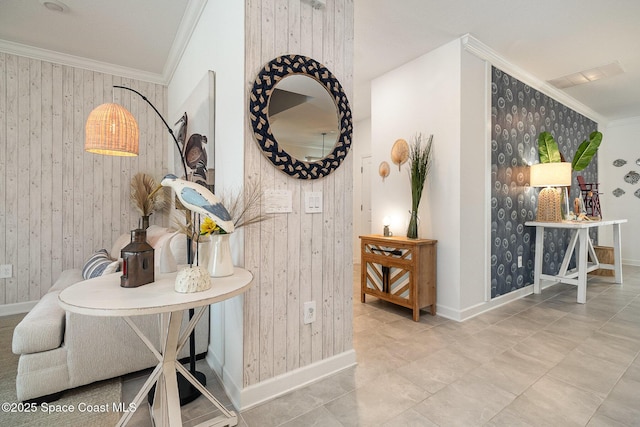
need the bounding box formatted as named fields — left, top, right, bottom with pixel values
left=130, top=173, right=167, bottom=216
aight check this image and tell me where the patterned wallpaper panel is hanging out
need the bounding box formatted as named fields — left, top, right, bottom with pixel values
left=490, top=67, right=598, bottom=298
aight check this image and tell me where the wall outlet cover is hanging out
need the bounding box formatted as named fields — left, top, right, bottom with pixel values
left=303, top=301, right=316, bottom=324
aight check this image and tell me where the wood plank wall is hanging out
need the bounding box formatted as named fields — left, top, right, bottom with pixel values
left=243, top=0, right=354, bottom=386
left=0, top=53, right=168, bottom=305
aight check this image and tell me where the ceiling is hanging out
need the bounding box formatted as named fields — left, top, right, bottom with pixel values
left=2, top=0, right=640, bottom=123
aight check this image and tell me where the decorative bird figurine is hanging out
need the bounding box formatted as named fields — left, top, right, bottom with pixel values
left=160, top=174, right=235, bottom=233
left=174, top=113, right=188, bottom=152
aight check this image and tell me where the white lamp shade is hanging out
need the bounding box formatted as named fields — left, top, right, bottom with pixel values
left=530, top=162, right=572, bottom=187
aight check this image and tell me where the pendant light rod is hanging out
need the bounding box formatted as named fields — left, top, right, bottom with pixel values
left=113, top=85, right=188, bottom=180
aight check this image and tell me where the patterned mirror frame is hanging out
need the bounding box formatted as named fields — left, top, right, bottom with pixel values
left=249, top=54, right=352, bottom=179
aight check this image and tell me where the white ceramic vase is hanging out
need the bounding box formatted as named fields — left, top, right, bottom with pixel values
left=197, top=235, right=211, bottom=269
left=208, top=233, right=234, bottom=277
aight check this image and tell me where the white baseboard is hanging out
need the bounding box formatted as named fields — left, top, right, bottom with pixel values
left=0, top=300, right=37, bottom=316
left=435, top=281, right=565, bottom=322
left=207, top=349, right=357, bottom=411
left=623, top=258, right=640, bottom=267
left=205, top=345, right=224, bottom=378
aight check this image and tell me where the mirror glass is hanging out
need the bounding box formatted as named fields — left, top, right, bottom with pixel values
left=268, top=75, right=339, bottom=162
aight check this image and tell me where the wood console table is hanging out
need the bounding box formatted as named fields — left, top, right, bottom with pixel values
left=359, top=235, right=437, bottom=321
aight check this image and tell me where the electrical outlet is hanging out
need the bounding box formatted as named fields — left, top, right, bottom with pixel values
left=517, top=256, right=523, bottom=268
left=0, top=264, right=12, bottom=279
left=303, top=301, right=316, bottom=324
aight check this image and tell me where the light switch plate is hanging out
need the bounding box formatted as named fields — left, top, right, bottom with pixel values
left=264, top=189, right=293, bottom=213
left=304, top=192, right=323, bottom=213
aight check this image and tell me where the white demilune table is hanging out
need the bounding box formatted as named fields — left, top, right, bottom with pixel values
left=525, top=219, right=627, bottom=303
left=59, top=267, right=253, bottom=427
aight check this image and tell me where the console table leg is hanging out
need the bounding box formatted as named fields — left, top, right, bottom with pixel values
left=533, top=226, right=544, bottom=294
left=576, top=229, right=589, bottom=304
left=613, top=223, right=623, bottom=284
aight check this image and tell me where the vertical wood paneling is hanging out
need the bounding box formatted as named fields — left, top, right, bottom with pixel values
left=61, top=65, right=74, bottom=270
left=0, top=53, right=6, bottom=305
left=0, top=54, right=168, bottom=304
left=244, top=0, right=353, bottom=386
left=51, top=63, right=63, bottom=282
left=28, top=59, right=42, bottom=302
left=4, top=54, right=18, bottom=304
left=272, top=0, right=290, bottom=378
left=39, top=60, right=53, bottom=298
left=243, top=0, right=263, bottom=388
left=17, top=56, right=30, bottom=303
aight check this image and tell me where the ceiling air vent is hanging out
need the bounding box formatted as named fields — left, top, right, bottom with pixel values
left=548, top=61, right=624, bottom=89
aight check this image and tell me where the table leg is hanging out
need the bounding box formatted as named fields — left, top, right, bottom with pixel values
left=533, top=226, right=544, bottom=294
left=576, top=229, right=589, bottom=304
left=613, top=223, right=624, bottom=284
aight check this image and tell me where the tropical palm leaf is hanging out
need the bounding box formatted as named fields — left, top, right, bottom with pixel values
left=571, top=131, right=602, bottom=171
left=538, top=132, right=561, bottom=163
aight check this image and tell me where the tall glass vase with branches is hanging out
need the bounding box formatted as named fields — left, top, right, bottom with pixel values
left=407, top=133, right=433, bottom=239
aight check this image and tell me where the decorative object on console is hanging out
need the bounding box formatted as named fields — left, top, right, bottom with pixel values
left=383, top=216, right=392, bottom=237
left=379, top=161, right=390, bottom=180
left=406, top=133, right=433, bottom=238
left=120, top=229, right=155, bottom=288
left=576, top=175, right=603, bottom=218
left=391, top=138, right=409, bottom=171
left=199, top=217, right=234, bottom=277
left=249, top=54, right=352, bottom=179
left=130, top=173, right=167, bottom=229
left=530, top=162, right=572, bottom=222
left=162, top=174, right=235, bottom=278
left=175, top=265, right=211, bottom=293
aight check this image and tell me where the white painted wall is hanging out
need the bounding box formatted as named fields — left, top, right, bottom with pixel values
left=459, top=50, right=491, bottom=310
left=599, top=118, right=640, bottom=265
left=167, top=0, right=246, bottom=393
left=352, top=117, right=372, bottom=262
left=371, top=39, right=464, bottom=316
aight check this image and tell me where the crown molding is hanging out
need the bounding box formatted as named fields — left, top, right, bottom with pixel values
left=162, top=0, right=208, bottom=83
left=461, top=34, right=609, bottom=127
left=0, top=0, right=208, bottom=86
left=0, top=39, right=166, bottom=85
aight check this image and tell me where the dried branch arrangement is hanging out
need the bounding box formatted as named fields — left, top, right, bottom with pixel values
left=130, top=173, right=167, bottom=217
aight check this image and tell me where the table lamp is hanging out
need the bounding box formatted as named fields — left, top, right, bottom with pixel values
left=530, top=162, right=572, bottom=222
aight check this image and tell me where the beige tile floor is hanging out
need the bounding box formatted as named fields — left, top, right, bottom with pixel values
left=122, top=264, right=640, bottom=426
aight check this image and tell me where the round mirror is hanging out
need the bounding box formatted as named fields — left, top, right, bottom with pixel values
left=269, top=75, right=339, bottom=162
left=249, top=55, right=352, bottom=179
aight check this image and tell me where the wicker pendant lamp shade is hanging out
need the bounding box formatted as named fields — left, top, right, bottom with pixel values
left=85, top=103, right=139, bottom=156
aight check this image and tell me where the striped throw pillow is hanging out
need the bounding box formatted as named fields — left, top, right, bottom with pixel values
left=82, top=249, right=120, bottom=280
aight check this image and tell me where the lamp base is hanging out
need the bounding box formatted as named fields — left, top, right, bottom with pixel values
left=148, top=370, right=207, bottom=406
left=536, top=187, right=563, bottom=222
